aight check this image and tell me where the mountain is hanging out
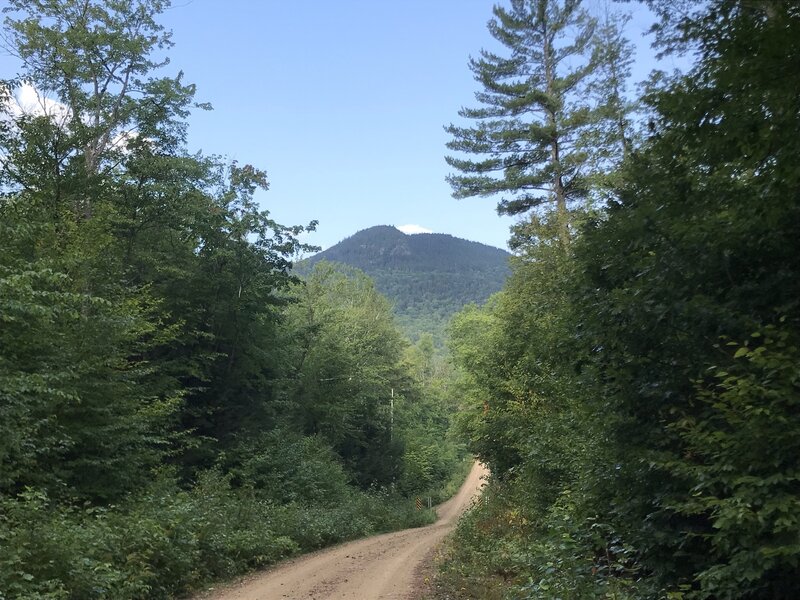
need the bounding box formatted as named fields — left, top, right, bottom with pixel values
left=299, top=225, right=511, bottom=343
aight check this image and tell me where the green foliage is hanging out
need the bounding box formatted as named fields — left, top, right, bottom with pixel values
left=397, top=334, right=468, bottom=499
left=436, top=2, right=800, bottom=599
left=430, top=482, right=529, bottom=600
left=279, top=263, right=468, bottom=494
left=431, top=479, right=657, bottom=600
left=2, top=0, right=210, bottom=169
left=0, top=473, right=293, bottom=600
left=0, top=2, right=467, bottom=598
left=227, top=429, right=351, bottom=505
left=449, top=214, right=593, bottom=493
left=278, top=262, right=407, bottom=487
left=442, top=218, right=646, bottom=598
left=0, top=208, right=180, bottom=503
left=665, top=328, right=800, bottom=598
left=0, top=469, right=437, bottom=600
left=569, top=2, right=800, bottom=593
left=445, top=0, right=630, bottom=247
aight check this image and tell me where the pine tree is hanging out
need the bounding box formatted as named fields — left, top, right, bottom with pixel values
left=446, top=0, right=628, bottom=248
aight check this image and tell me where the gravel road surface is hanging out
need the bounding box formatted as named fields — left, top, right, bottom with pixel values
left=197, top=461, right=487, bottom=600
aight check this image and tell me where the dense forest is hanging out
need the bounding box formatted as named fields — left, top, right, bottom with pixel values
left=433, top=0, right=800, bottom=599
left=0, top=2, right=466, bottom=598
left=302, top=225, right=510, bottom=344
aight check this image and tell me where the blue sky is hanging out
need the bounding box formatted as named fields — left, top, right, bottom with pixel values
left=2, top=1, right=675, bottom=252
left=158, top=1, right=675, bottom=253
left=157, top=1, right=521, bottom=253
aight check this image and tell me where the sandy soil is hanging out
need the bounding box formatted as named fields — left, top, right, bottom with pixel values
left=195, top=462, right=488, bottom=600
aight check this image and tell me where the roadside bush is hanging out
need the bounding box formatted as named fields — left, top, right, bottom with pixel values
left=430, top=480, right=527, bottom=600
left=0, top=464, right=442, bottom=599
left=0, top=471, right=300, bottom=599
left=665, top=329, right=800, bottom=599
left=431, top=476, right=671, bottom=600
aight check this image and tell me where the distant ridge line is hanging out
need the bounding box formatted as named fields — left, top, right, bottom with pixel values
left=297, top=225, right=510, bottom=343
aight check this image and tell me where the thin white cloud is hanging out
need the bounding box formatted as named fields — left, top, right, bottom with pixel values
left=2, top=82, right=140, bottom=154
left=8, top=82, right=71, bottom=125
left=396, top=224, right=433, bottom=235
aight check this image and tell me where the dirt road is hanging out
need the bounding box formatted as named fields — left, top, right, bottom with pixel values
left=197, top=462, right=487, bottom=600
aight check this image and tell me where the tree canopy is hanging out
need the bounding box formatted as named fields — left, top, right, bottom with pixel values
left=438, top=1, right=800, bottom=598
left=445, top=0, right=631, bottom=247
left=0, top=2, right=467, bottom=597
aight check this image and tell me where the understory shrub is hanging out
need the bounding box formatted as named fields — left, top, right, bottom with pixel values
left=0, top=468, right=436, bottom=600
left=430, top=477, right=681, bottom=600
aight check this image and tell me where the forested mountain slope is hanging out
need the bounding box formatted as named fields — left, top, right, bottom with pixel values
left=300, top=226, right=511, bottom=341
